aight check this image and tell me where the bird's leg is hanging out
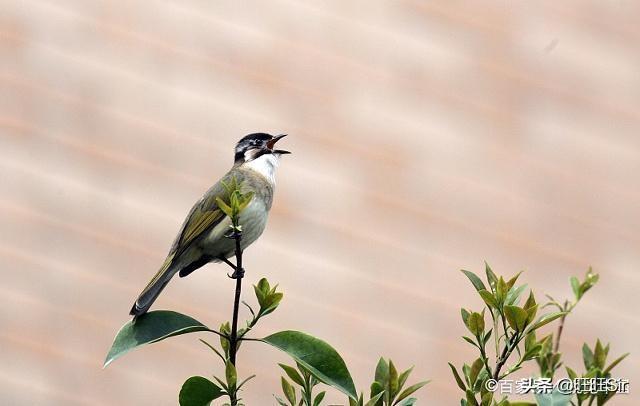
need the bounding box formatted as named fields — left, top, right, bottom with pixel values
left=222, top=228, right=245, bottom=279
left=218, top=256, right=237, bottom=271
left=218, top=256, right=245, bottom=278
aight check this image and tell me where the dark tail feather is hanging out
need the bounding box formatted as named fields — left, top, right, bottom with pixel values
left=130, top=256, right=176, bottom=318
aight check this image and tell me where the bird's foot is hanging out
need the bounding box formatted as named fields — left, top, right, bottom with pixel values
left=229, top=267, right=245, bottom=279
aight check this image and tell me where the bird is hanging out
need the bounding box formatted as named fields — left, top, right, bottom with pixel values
left=129, top=133, right=290, bottom=318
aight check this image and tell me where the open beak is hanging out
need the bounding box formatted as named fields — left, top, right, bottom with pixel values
left=267, top=134, right=291, bottom=155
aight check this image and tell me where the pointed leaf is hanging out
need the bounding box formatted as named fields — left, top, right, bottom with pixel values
left=396, top=381, right=430, bottom=403
left=466, top=312, right=485, bottom=336
left=469, top=358, right=483, bottom=386
left=313, top=391, right=326, bottom=406
left=179, top=376, right=224, bottom=406
left=262, top=330, right=357, bottom=399
left=506, top=284, right=528, bottom=306
left=461, top=270, right=486, bottom=291
left=398, top=366, right=414, bottom=393
left=582, top=343, right=594, bottom=370
left=594, top=339, right=606, bottom=369
left=364, top=392, right=384, bottom=406
left=281, top=377, right=296, bottom=405
left=506, top=271, right=523, bottom=289
left=478, top=290, right=498, bottom=309
left=570, top=277, right=581, bottom=300
left=448, top=363, right=466, bottom=391
left=527, top=312, right=568, bottom=332
left=389, top=360, right=399, bottom=398
left=104, top=311, right=209, bottom=367
left=225, top=360, right=237, bottom=389
left=375, top=357, right=389, bottom=384
left=504, top=305, right=528, bottom=331
left=603, top=353, right=629, bottom=374
left=279, top=364, right=305, bottom=386
left=485, top=262, right=498, bottom=292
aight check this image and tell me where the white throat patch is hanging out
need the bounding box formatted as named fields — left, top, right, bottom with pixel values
left=245, top=153, right=280, bottom=185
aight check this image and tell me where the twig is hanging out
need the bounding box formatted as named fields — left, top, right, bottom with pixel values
left=553, top=300, right=571, bottom=353
left=493, top=332, right=520, bottom=381
left=229, top=229, right=244, bottom=366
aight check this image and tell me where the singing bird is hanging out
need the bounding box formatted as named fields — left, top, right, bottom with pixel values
left=130, top=133, right=290, bottom=317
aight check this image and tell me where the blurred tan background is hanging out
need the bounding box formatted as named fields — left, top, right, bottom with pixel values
left=0, top=0, right=638, bottom=404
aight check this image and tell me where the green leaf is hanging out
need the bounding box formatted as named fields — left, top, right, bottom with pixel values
left=594, top=339, right=606, bottom=369
left=603, top=352, right=629, bottom=374
left=104, top=310, right=209, bottom=367
left=364, top=392, right=384, bottom=406
left=524, top=331, right=536, bottom=351
left=397, top=366, right=414, bottom=393
left=275, top=396, right=289, bottom=406
left=496, top=277, right=507, bottom=303
left=524, top=291, right=536, bottom=309
left=461, top=309, right=471, bottom=326
left=465, top=389, right=479, bottom=406
left=313, top=391, right=326, bottom=406
left=396, top=397, right=418, bottom=406
left=506, top=271, right=523, bottom=290
left=504, top=305, right=528, bottom=331
left=478, top=289, right=498, bottom=309
left=466, top=312, right=485, bottom=336
left=370, top=381, right=384, bottom=404
left=525, top=304, right=539, bottom=325
left=469, top=358, right=483, bottom=386
left=219, top=321, right=231, bottom=357
left=448, top=363, right=466, bottom=391
left=461, top=270, right=487, bottom=291
left=375, top=357, right=389, bottom=384
left=262, top=330, right=357, bottom=399
left=389, top=360, right=399, bottom=398
left=570, top=276, right=581, bottom=300
left=397, top=381, right=431, bottom=402
left=279, top=364, right=305, bottom=386
left=527, top=312, right=567, bottom=332
left=215, top=197, right=233, bottom=217
left=281, top=377, right=296, bottom=405
left=480, top=391, right=493, bottom=406
left=484, top=262, right=498, bottom=292
left=179, top=376, right=224, bottom=406
left=505, top=284, right=528, bottom=306
left=225, top=360, right=237, bottom=389
left=582, top=343, right=594, bottom=370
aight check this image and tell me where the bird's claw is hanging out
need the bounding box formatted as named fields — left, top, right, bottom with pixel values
left=228, top=268, right=245, bottom=279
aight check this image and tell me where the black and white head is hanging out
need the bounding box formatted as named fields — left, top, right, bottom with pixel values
left=234, top=133, right=290, bottom=183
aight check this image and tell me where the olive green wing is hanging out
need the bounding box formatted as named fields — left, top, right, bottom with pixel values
left=169, top=178, right=231, bottom=257
left=131, top=172, right=251, bottom=316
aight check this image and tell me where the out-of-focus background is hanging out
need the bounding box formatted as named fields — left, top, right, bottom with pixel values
left=1, top=1, right=638, bottom=404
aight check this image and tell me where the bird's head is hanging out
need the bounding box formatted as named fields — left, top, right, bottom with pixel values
left=234, top=133, right=291, bottom=164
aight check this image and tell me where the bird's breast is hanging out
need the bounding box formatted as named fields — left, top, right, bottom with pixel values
left=201, top=198, right=269, bottom=258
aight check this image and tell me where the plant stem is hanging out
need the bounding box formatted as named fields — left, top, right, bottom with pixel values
left=553, top=300, right=573, bottom=353
left=229, top=229, right=244, bottom=366
left=228, top=228, right=244, bottom=406
left=493, top=332, right=520, bottom=380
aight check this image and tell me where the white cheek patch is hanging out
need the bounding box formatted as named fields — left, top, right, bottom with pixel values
left=246, top=154, right=279, bottom=185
